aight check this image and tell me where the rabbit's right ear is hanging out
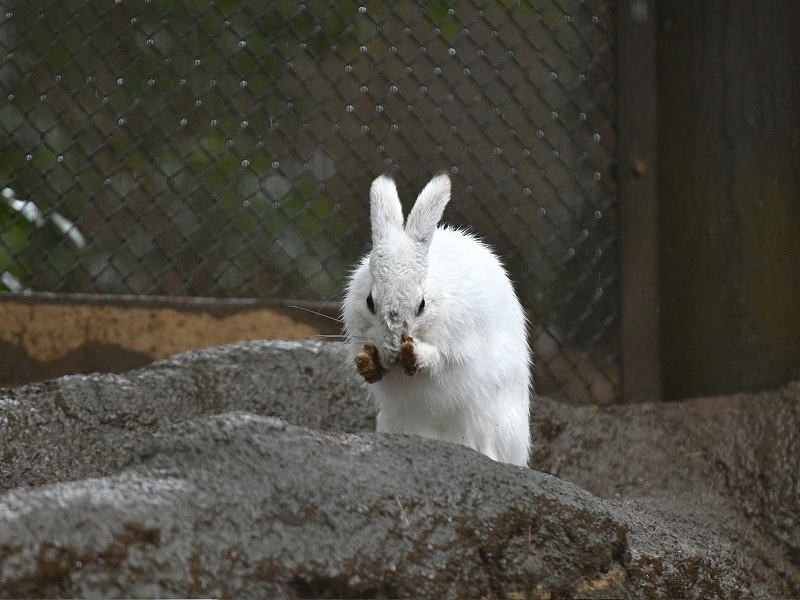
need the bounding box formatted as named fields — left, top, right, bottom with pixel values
left=370, top=174, right=403, bottom=242
left=405, top=173, right=450, bottom=250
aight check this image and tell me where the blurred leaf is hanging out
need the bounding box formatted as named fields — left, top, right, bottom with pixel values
left=0, top=271, right=23, bottom=291
left=1, top=224, right=31, bottom=255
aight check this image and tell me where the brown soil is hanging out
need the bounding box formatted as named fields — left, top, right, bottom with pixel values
left=0, top=293, right=618, bottom=405
left=0, top=295, right=335, bottom=387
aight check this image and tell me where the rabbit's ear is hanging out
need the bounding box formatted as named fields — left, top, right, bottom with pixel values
left=405, top=172, right=450, bottom=249
left=370, top=174, right=403, bottom=242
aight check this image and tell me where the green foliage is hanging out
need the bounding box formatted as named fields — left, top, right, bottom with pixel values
left=0, top=188, right=86, bottom=292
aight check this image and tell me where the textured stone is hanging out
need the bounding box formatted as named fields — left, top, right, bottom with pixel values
left=0, top=340, right=799, bottom=598
left=0, top=340, right=370, bottom=491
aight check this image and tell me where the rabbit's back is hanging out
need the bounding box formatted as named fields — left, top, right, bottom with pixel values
left=426, top=226, right=529, bottom=358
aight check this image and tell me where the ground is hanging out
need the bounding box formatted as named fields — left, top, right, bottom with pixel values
left=0, top=295, right=335, bottom=387
left=0, top=294, right=617, bottom=405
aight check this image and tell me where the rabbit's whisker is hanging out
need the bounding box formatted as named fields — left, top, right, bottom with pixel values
left=287, top=300, right=344, bottom=324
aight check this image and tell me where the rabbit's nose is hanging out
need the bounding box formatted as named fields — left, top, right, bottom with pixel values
left=386, top=308, right=408, bottom=328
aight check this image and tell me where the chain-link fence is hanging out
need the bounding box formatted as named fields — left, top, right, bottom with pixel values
left=0, top=0, right=618, bottom=404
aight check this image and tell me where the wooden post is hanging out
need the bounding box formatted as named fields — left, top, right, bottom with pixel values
left=617, top=0, right=662, bottom=401
left=657, top=0, right=800, bottom=398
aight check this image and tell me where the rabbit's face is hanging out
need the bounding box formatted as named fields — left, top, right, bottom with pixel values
left=344, top=228, right=432, bottom=370
left=366, top=237, right=428, bottom=366
left=344, top=172, right=449, bottom=369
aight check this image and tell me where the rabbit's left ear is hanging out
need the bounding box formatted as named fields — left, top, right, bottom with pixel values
left=370, top=174, right=404, bottom=243
left=405, top=173, right=450, bottom=249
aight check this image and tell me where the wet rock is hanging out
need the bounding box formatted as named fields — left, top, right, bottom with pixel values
left=530, top=383, right=800, bottom=595
left=0, top=413, right=619, bottom=598
left=0, top=340, right=370, bottom=491
left=0, top=412, right=777, bottom=599
left=1, top=340, right=799, bottom=598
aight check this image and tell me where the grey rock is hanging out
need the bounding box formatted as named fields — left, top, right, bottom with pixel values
left=0, top=340, right=799, bottom=598
left=531, top=383, right=800, bottom=595
left=1, top=340, right=371, bottom=491
left=1, top=413, right=624, bottom=598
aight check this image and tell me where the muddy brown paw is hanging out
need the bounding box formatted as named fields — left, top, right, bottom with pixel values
left=355, top=343, right=386, bottom=384
left=399, top=334, right=418, bottom=377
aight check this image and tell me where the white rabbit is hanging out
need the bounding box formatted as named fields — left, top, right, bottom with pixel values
left=342, top=173, right=531, bottom=467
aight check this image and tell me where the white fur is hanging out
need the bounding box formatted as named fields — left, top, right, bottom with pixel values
left=343, top=173, right=532, bottom=467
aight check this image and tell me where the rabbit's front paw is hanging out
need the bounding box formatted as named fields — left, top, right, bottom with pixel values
left=399, top=334, right=418, bottom=376
left=356, top=343, right=386, bottom=383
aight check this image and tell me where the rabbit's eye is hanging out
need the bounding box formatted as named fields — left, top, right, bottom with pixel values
left=417, top=297, right=425, bottom=315
left=366, top=292, right=375, bottom=314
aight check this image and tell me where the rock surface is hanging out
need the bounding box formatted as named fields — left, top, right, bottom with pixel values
left=1, top=340, right=799, bottom=598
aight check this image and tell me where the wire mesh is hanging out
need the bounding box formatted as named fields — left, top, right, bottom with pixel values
left=0, top=0, right=618, bottom=404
